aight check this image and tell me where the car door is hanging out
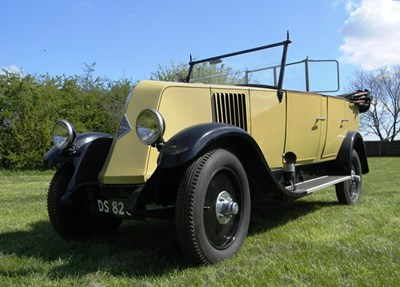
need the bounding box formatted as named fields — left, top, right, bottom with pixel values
left=322, top=97, right=346, bottom=159
left=284, top=91, right=327, bottom=163
left=322, top=97, right=359, bottom=159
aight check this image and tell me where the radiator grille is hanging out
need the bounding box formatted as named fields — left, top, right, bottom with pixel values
left=212, top=92, right=248, bottom=131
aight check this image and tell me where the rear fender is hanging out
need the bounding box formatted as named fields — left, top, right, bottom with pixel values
left=336, top=131, right=369, bottom=174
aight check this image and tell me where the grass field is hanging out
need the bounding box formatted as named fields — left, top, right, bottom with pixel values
left=0, top=158, right=399, bottom=286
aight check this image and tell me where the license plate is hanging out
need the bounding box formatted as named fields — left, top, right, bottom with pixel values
left=96, top=199, right=132, bottom=216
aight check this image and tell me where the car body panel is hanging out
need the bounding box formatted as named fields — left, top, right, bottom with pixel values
left=98, top=81, right=165, bottom=184
left=248, top=88, right=285, bottom=168
left=99, top=79, right=362, bottom=186
left=285, top=91, right=327, bottom=163
left=322, top=98, right=358, bottom=159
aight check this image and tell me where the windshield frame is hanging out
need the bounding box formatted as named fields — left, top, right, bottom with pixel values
left=185, top=35, right=292, bottom=96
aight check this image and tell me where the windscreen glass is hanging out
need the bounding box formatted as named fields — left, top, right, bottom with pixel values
left=189, top=45, right=284, bottom=87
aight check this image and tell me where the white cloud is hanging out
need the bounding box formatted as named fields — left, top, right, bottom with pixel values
left=339, top=0, right=400, bottom=69
left=0, top=65, right=26, bottom=76
left=333, top=0, right=361, bottom=12
left=80, top=1, right=94, bottom=11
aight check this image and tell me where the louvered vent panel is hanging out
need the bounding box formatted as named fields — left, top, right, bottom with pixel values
left=212, top=93, right=248, bottom=131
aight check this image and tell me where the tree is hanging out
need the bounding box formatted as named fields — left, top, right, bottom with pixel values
left=150, top=61, right=247, bottom=84
left=150, top=62, right=188, bottom=82
left=349, top=66, right=400, bottom=142
left=190, top=62, right=247, bottom=85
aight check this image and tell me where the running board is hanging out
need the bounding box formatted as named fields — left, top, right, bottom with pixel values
left=285, top=175, right=352, bottom=195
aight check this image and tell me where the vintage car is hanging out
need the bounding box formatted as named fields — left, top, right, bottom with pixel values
left=44, top=35, right=372, bottom=264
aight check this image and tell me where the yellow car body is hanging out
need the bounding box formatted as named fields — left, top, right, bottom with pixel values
left=99, top=81, right=360, bottom=184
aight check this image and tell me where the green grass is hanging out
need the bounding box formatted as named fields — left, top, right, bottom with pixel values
left=1, top=158, right=399, bottom=286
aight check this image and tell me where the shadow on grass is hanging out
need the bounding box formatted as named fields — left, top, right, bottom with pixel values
left=249, top=199, right=339, bottom=234
left=0, top=199, right=338, bottom=279
left=0, top=219, right=187, bottom=279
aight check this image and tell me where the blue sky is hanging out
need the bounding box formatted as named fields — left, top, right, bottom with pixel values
left=1, top=0, right=400, bottom=93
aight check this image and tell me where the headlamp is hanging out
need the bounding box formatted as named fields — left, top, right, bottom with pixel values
left=136, top=109, right=165, bottom=146
left=52, top=120, right=76, bottom=149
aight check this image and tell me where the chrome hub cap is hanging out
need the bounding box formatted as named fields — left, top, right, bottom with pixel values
left=215, top=191, right=239, bottom=225
left=350, top=170, right=361, bottom=197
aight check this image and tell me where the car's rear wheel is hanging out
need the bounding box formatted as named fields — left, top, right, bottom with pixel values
left=175, top=149, right=251, bottom=264
left=336, top=150, right=362, bottom=205
left=47, top=164, right=122, bottom=240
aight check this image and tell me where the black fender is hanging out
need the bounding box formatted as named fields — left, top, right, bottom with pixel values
left=157, top=123, right=289, bottom=200
left=158, top=123, right=258, bottom=168
left=44, top=132, right=112, bottom=169
left=336, top=131, right=369, bottom=174
left=44, top=132, right=113, bottom=203
left=44, top=146, right=68, bottom=169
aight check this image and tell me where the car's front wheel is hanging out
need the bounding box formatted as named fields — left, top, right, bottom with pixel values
left=47, top=164, right=122, bottom=240
left=175, top=149, right=251, bottom=264
left=335, top=150, right=362, bottom=205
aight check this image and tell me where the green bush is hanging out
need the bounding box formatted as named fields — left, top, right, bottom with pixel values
left=0, top=68, right=133, bottom=169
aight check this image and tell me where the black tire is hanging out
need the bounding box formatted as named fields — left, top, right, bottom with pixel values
left=336, top=150, right=362, bottom=205
left=175, top=149, right=251, bottom=264
left=47, top=164, right=122, bottom=240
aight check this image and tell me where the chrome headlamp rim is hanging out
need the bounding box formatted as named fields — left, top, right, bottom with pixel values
left=135, top=108, right=165, bottom=146
left=52, top=119, right=76, bottom=150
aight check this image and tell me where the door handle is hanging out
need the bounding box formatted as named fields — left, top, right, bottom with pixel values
left=340, top=118, right=349, bottom=127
